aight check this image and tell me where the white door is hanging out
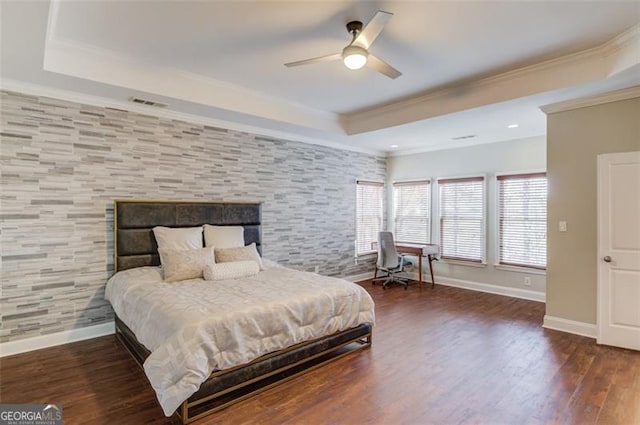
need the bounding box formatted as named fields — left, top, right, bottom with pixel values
left=598, top=151, right=640, bottom=350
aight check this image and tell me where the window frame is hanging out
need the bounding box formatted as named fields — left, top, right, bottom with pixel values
left=392, top=179, right=431, bottom=245
left=494, top=170, right=547, bottom=272
left=436, top=175, right=487, bottom=265
left=355, top=179, right=385, bottom=257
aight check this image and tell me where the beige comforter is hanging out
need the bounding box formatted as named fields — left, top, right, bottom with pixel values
left=104, top=265, right=375, bottom=416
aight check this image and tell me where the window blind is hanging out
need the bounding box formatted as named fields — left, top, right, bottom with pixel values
left=356, top=180, right=384, bottom=256
left=498, top=173, right=547, bottom=269
left=438, top=177, right=485, bottom=262
left=393, top=180, right=431, bottom=244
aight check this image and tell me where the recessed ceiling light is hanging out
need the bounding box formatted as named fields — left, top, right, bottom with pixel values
left=508, top=124, right=519, bottom=129
left=390, top=144, right=398, bottom=148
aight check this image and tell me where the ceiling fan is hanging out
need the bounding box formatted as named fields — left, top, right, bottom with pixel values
left=284, top=10, right=401, bottom=79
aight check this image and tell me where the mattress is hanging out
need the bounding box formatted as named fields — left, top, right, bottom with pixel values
left=105, top=264, right=375, bottom=415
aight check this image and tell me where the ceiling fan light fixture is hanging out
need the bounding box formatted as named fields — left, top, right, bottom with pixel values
left=284, top=11, right=400, bottom=78
left=342, top=45, right=368, bottom=70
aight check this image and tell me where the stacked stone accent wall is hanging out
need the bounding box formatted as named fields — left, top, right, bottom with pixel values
left=0, top=90, right=386, bottom=343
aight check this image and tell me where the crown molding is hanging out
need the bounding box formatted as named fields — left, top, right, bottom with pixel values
left=355, top=43, right=603, bottom=119
left=540, top=85, right=640, bottom=114
left=600, top=22, right=640, bottom=55
left=346, top=23, right=640, bottom=135
left=0, top=78, right=383, bottom=157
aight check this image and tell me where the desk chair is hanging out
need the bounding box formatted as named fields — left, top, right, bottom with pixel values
left=372, top=231, right=409, bottom=290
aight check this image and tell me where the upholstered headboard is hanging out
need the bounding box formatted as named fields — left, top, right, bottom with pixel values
left=114, top=200, right=262, bottom=272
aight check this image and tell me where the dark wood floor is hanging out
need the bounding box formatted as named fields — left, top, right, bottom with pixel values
left=1, top=281, right=639, bottom=425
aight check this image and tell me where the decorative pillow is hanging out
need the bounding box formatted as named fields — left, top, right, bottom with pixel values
left=203, top=261, right=260, bottom=281
left=158, top=247, right=215, bottom=282
left=153, top=226, right=203, bottom=251
left=215, top=243, right=263, bottom=270
left=203, top=225, right=245, bottom=249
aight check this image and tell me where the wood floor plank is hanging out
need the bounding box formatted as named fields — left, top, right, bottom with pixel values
left=1, top=281, right=639, bottom=425
left=596, top=349, right=640, bottom=425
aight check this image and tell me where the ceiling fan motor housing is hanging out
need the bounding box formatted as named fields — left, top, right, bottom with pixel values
left=346, top=21, right=363, bottom=35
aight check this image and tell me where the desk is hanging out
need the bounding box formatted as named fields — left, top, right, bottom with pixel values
left=372, top=242, right=439, bottom=288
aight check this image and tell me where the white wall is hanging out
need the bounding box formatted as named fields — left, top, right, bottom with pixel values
left=387, top=136, right=547, bottom=295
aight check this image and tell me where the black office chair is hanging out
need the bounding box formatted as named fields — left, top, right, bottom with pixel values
left=372, top=231, right=409, bottom=290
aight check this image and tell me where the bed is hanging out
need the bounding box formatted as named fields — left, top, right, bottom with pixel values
left=106, top=200, right=374, bottom=424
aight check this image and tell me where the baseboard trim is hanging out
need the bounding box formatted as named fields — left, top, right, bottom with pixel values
left=348, top=269, right=546, bottom=302
left=344, top=271, right=374, bottom=283
left=407, top=272, right=546, bottom=302
left=543, top=315, right=597, bottom=339
left=0, top=322, right=115, bottom=358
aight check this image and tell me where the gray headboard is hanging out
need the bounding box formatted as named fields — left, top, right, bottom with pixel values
left=114, top=200, right=262, bottom=272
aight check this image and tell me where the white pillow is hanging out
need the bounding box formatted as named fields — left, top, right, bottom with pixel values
left=215, top=243, right=264, bottom=270
left=203, top=261, right=259, bottom=281
left=158, top=247, right=214, bottom=282
left=153, top=226, right=203, bottom=251
left=203, top=225, right=244, bottom=249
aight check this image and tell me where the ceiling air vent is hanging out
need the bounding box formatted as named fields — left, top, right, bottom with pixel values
left=128, top=97, right=169, bottom=108
left=451, top=134, right=477, bottom=141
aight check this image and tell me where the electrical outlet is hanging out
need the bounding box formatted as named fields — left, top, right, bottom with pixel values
left=524, top=277, right=531, bottom=286
left=314, top=265, right=320, bottom=274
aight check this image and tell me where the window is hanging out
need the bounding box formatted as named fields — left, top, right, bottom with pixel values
left=356, top=180, right=384, bottom=256
left=497, top=173, right=547, bottom=269
left=393, top=180, right=431, bottom=244
left=438, top=176, right=485, bottom=262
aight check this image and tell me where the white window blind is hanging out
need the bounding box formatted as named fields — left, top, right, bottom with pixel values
left=393, top=180, right=431, bottom=244
left=498, top=173, right=547, bottom=269
left=356, top=180, right=384, bottom=256
left=438, top=177, right=485, bottom=262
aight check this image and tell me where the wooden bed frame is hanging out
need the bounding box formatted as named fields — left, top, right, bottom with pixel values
left=112, top=199, right=372, bottom=424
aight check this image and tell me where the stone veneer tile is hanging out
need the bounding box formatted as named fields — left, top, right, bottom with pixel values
left=0, top=90, right=387, bottom=343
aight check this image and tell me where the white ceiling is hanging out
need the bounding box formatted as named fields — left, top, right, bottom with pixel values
left=1, top=1, right=639, bottom=155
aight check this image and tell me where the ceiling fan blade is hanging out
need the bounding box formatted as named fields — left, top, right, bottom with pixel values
left=367, top=55, right=402, bottom=79
left=353, top=10, right=393, bottom=50
left=284, top=53, right=342, bottom=67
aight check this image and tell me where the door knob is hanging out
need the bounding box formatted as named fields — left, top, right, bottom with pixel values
left=603, top=256, right=612, bottom=263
